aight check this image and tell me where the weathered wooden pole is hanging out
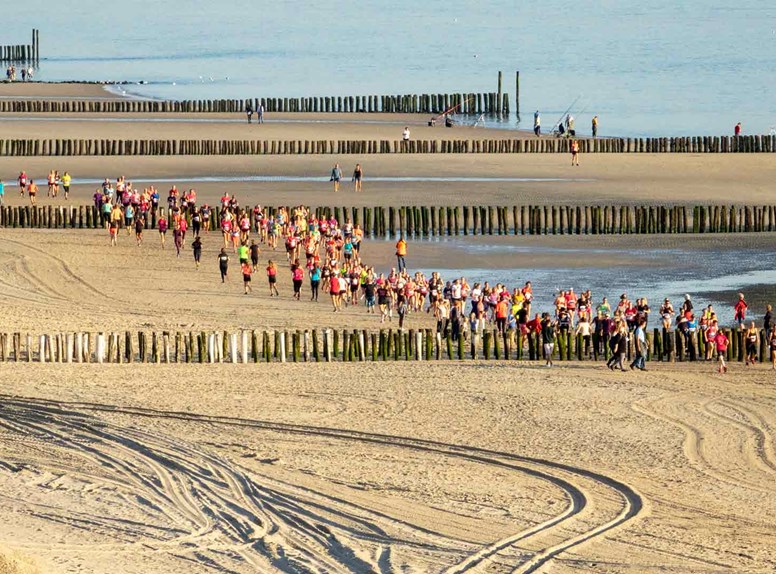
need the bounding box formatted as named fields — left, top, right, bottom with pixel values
left=497, top=71, right=503, bottom=116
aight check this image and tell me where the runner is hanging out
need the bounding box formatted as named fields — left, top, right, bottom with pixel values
left=27, top=179, right=38, bottom=205
left=266, top=260, right=279, bottom=296
left=291, top=261, right=304, bottom=300
left=18, top=171, right=27, bottom=196
left=134, top=215, right=144, bottom=246
left=571, top=139, right=580, bottom=166
left=218, top=248, right=229, bottom=283
left=109, top=219, right=119, bottom=247
left=192, top=235, right=202, bottom=269
left=770, top=329, right=776, bottom=370
left=61, top=171, right=71, bottom=200
left=157, top=216, right=168, bottom=248
left=395, top=236, right=407, bottom=272
left=241, top=261, right=253, bottom=294
left=249, top=240, right=260, bottom=271
left=309, top=263, right=321, bottom=302
left=716, top=329, right=729, bottom=373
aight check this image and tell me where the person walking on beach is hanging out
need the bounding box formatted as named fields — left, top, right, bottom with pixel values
left=257, top=102, right=265, bottom=124
left=735, top=122, right=742, bottom=136
left=352, top=163, right=363, bottom=192
left=571, top=140, right=580, bottom=166
left=245, top=102, right=253, bottom=124
left=192, top=235, right=202, bottom=269
left=402, top=126, right=411, bottom=150
left=592, top=115, right=599, bottom=138
left=330, top=163, right=343, bottom=192
left=395, top=236, right=407, bottom=272
left=533, top=110, right=541, bottom=137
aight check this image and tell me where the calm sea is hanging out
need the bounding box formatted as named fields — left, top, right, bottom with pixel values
left=7, top=1, right=776, bottom=136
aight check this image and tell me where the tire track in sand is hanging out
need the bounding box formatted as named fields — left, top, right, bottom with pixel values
left=0, top=394, right=643, bottom=574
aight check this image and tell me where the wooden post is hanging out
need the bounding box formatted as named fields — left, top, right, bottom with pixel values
left=497, top=71, right=503, bottom=116
left=515, top=71, right=520, bottom=118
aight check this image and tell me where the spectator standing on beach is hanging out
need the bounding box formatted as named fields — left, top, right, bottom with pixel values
left=257, top=102, right=265, bottom=124
left=764, top=304, right=773, bottom=342
left=352, top=163, right=363, bottom=192
left=541, top=313, right=556, bottom=367
left=735, top=122, right=742, bottom=136
left=630, top=319, right=648, bottom=371
left=403, top=126, right=411, bottom=142
left=533, top=110, right=541, bottom=136
left=592, top=115, right=599, bottom=138
left=395, top=236, right=407, bottom=272
left=571, top=140, right=580, bottom=166
left=0, top=179, right=4, bottom=206
left=734, top=292, right=748, bottom=330
left=330, top=163, right=343, bottom=192
left=245, top=102, right=253, bottom=123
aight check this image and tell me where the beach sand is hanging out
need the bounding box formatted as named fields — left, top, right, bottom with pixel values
left=1, top=363, right=775, bottom=573
left=1, top=83, right=775, bottom=573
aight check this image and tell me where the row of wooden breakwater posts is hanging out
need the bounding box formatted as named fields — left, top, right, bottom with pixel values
left=0, top=93, right=509, bottom=115
left=0, top=327, right=766, bottom=364
left=3, top=203, right=776, bottom=236
left=0, top=29, right=40, bottom=63
left=1, top=135, right=775, bottom=156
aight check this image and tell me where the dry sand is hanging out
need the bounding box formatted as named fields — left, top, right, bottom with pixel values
left=0, top=363, right=775, bottom=573
left=1, top=152, right=775, bottom=208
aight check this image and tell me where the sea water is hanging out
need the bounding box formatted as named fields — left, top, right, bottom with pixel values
left=7, top=0, right=776, bottom=137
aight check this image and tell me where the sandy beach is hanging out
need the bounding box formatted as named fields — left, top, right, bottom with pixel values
left=1, top=83, right=775, bottom=574
left=1, top=363, right=775, bottom=573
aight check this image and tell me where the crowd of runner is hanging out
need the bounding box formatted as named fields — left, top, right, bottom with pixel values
left=16, top=172, right=772, bottom=372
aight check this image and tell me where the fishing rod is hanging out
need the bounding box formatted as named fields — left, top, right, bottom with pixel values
left=551, top=94, right=582, bottom=133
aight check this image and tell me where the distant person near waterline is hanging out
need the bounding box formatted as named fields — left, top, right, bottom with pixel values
left=395, top=236, right=407, bottom=272
left=352, top=163, right=363, bottom=192
left=402, top=126, right=411, bottom=151
left=533, top=110, right=541, bottom=137
left=592, top=115, right=599, bottom=138
left=245, top=102, right=253, bottom=123
left=571, top=140, right=580, bottom=166
left=734, top=122, right=742, bottom=136
left=330, top=163, right=343, bottom=192
left=257, top=102, right=265, bottom=124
